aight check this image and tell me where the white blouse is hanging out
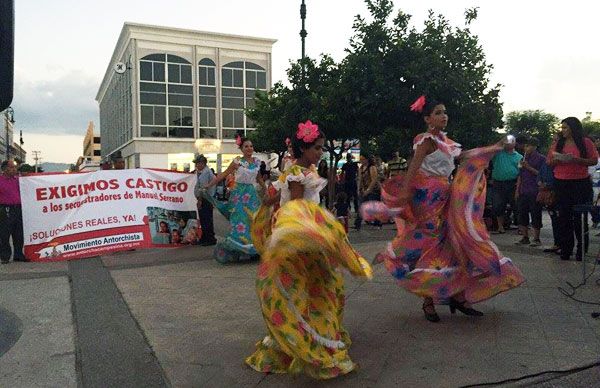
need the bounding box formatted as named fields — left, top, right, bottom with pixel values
left=276, top=166, right=327, bottom=206
left=420, top=150, right=456, bottom=177
left=413, top=132, right=462, bottom=178
left=233, top=157, right=260, bottom=185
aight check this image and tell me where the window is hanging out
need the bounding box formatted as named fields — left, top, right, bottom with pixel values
left=93, top=136, right=100, bottom=144
left=139, top=53, right=193, bottom=139
left=221, top=61, right=267, bottom=136
left=93, top=150, right=101, bottom=156
left=198, top=58, right=217, bottom=139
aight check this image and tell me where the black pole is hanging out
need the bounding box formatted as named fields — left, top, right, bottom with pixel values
left=300, top=0, right=307, bottom=62
left=0, top=0, right=15, bottom=112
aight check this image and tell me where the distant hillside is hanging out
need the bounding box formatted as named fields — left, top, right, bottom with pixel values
left=40, top=162, right=70, bottom=172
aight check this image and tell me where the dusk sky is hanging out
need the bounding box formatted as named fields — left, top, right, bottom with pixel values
left=12, top=0, right=600, bottom=163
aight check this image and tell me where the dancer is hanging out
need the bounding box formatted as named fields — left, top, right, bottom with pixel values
left=362, top=96, right=524, bottom=322
left=246, top=120, right=372, bottom=379
left=203, top=135, right=262, bottom=263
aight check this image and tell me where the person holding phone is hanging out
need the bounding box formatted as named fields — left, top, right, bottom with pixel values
left=490, top=135, right=523, bottom=234
left=547, top=117, right=599, bottom=261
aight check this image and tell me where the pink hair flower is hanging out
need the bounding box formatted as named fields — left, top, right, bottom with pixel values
left=410, top=95, right=426, bottom=113
left=296, top=120, right=320, bottom=143
left=285, top=137, right=291, bottom=146
left=235, top=134, right=242, bottom=146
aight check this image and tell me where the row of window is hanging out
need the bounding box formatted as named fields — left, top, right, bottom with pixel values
left=138, top=54, right=267, bottom=139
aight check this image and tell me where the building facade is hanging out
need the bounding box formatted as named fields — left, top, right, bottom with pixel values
left=1, top=108, right=15, bottom=162
left=96, top=23, right=276, bottom=171
left=77, top=121, right=101, bottom=171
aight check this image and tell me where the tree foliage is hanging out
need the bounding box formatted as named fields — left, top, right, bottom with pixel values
left=582, top=113, right=600, bottom=138
left=504, top=110, right=559, bottom=150
left=248, top=0, right=505, bottom=200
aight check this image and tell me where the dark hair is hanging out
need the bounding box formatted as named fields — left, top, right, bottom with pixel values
left=557, top=117, right=587, bottom=158
left=360, top=153, right=375, bottom=168
left=1, top=160, right=8, bottom=170
left=317, top=159, right=328, bottom=178
left=421, top=98, right=444, bottom=117
left=525, top=137, right=539, bottom=147
left=291, top=128, right=325, bottom=159
left=235, top=130, right=251, bottom=149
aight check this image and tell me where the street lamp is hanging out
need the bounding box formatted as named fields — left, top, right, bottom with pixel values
left=4, top=106, right=15, bottom=160
left=300, top=0, right=307, bottom=62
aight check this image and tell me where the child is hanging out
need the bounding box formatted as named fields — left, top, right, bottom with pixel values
left=334, top=191, right=350, bottom=232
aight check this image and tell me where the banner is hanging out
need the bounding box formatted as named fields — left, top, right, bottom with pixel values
left=20, top=169, right=199, bottom=262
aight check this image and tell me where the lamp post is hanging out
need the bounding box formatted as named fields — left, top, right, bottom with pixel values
left=4, top=106, right=15, bottom=160
left=299, top=1, right=308, bottom=115
left=300, top=0, right=307, bottom=62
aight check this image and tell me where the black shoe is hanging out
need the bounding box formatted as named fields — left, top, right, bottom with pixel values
left=560, top=255, right=571, bottom=261
left=199, top=240, right=217, bottom=246
left=1, top=261, right=9, bottom=265
left=449, top=298, right=483, bottom=316
left=13, top=257, right=27, bottom=262
left=422, top=300, right=440, bottom=322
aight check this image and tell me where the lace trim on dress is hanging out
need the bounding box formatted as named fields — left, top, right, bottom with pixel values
left=413, top=132, right=462, bottom=158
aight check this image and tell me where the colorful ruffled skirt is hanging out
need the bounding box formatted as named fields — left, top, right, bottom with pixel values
left=201, top=182, right=260, bottom=263
left=362, top=147, right=524, bottom=304
left=246, top=200, right=372, bottom=379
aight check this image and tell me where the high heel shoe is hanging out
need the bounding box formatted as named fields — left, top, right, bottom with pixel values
left=448, top=298, right=483, bottom=316
left=422, top=299, right=440, bottom=322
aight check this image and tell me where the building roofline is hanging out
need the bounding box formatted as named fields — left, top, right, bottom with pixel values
left=96, top=22, right=277, bottom=102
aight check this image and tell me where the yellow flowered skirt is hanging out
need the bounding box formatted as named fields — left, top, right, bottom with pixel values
left=245, top=199, right=372, bottom=379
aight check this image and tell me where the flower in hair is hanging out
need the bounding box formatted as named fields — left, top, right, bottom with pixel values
left=410, top=95, right=426, bottom=113
left=296, top=120, right=320, bottom=143
left=285, top=137, right=291, bottom=146
left=235, top=134, right=242, bottom=146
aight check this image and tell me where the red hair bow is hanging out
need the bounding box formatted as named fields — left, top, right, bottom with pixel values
left=410, top=95, right=426, bottom=113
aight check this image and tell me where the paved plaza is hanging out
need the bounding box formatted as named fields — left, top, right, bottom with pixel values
left=1, top=217, right=600, bottom=387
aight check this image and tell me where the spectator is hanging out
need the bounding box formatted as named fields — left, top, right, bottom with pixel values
left=193, top=154, right=217, bottom=246
left=0, top=160, right=25, bottom=263
left=515, top=137, right=546, bottom=246
left=374, top=156, right=386, bottom=183
left=317, top=159, right=329, bottom=207
left=355, top=154, right=381, bottom=230
left=548, top=117, right=599, bottom=261
left=100, top=157, right=112, bottom=170
left=341, top=153, right=359, bottom=213
left=538, top=159, right=560, bottom=253
left=491, top=141, right=523, bottom=234
left=334, top=191, right=349, bottom=232
left=386, top=151, right=408, bottom=178
left=112, top=151, right=125, bottom=170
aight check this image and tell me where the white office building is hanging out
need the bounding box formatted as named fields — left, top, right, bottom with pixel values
left=96, top=22, right=276, bottom=171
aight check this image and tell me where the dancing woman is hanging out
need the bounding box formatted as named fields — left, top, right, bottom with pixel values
left=362, top=96, right=525, bottom=322
left=203, top=136, right=262, bottom=263
left=246, top=121, right=372, bottom=379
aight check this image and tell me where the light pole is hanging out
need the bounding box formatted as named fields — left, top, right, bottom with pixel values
left=300, top=0, right=307, bottom=62
left=4, top=106, right=15, bottom=160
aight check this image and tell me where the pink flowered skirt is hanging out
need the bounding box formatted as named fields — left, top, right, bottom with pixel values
left=362, top=147, right=524, bottom=304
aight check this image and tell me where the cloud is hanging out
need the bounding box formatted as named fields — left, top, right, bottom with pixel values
left=11, top=71, right=100, bottom=135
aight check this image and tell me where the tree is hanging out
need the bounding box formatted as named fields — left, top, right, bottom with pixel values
left=582, top=112, right=600, bottom=138
left=345, top=2, right=504, bottom=154
left=504, top=110, right=559, bottom=150
left=18, top=163, right=42, bottom=173
left=249, top=0, right=505, bottom=204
